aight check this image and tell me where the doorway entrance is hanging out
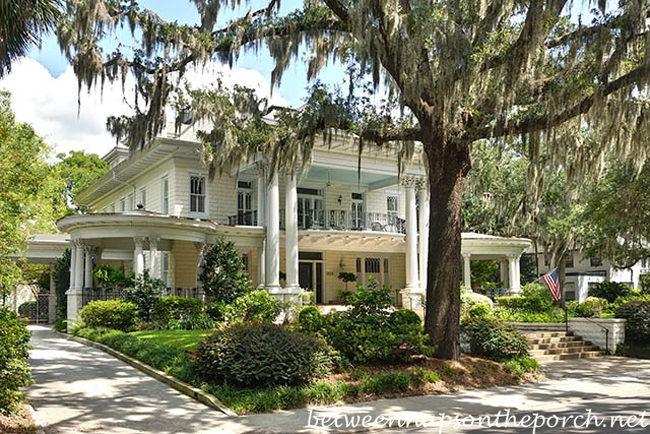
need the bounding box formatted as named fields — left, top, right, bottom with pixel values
left=299, top=254, right=323, bottom=303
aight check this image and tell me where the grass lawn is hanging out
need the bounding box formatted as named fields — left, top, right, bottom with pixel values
left=128, top=329, right=213, bottom=350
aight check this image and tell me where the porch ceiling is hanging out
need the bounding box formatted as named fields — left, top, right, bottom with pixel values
left=294, top=230, right=406, bottom=253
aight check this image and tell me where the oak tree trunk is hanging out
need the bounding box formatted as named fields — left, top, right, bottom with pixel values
left=423, top=132, right=471, bottom=361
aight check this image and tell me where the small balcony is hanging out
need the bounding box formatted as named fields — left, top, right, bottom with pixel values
left=282, top=209, right=406, bottom=233
left=228, top=210, right=258, bottom=226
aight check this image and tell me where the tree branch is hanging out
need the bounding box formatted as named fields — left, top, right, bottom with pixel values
left=473, top=63, right=650, bottom=140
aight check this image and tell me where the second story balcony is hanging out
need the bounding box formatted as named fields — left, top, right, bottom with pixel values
left=229, top=209, right=406, bottom=234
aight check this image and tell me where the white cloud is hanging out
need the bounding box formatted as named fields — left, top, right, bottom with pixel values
left=0, top=58, right=287, bottom=158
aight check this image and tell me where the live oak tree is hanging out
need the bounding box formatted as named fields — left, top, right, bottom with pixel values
left=55, top=0, right=650, bottom=359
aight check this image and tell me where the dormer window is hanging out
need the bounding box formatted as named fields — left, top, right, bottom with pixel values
left=190, top=174, right=206, bottom=213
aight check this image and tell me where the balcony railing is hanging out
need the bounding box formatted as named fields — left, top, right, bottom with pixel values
left=282, top=209, right=406, bottom=234
left=228, top=210, right=258, bottom=226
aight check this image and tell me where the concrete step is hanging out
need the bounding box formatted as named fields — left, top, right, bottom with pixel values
left=530, top=345, right=600, bottom=356
left=530, top=340, right=592, bottom=350
left=528, top=336, right=580, bottom=345
left=535, top=351, right=606, bottom=362
left=523, top=331, right=573, bottom=339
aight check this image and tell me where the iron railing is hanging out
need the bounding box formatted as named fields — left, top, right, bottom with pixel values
left=280, top=209, right=406, bottom=233
left=81, top=287, right=201, bottom=307
left=228, top=210, right=258, bottom=226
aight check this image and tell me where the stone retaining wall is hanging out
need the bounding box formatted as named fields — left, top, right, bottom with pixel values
left=568, top=318, right=626, bottom=353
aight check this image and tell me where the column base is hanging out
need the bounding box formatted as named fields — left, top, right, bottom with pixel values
left=400, top=288, right=425, bottom=319
left=66, top=290, right=83, bottom=332
left=266, top=286, right=304, bottom=323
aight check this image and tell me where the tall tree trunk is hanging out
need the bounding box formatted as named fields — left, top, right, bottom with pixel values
left=533, top=238, right=540, bottom=279
left=423, top=133, right=471, bottom=361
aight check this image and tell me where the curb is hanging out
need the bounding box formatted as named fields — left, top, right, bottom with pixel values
left=54, top=331, right=237, bottom=417
left=26, top=403, right=46, bottom=434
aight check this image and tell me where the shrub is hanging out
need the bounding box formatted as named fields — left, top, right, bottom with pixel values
left=226, top=290, right=281, bottom=323
left=616, top=300, right=650, bottom=344
left=52, top=249, right=71, bottom=320
left=122, top=270, right=165, bottom=322
left=389, top=309, right=422, bottom=327
left=461, top=291, right=494, bottom=317
left=167, top=313, right=214, bottom=330
left=469, top=304, right=491, bottom=318
left=318, top=279, right=430, bottom=364
left=298, top=306, right=323, bottom=332
left=79, top=299, right=139, bottom=331
left=461, top=316, right=530, bottom=361
left=503, top=357, right=540, bottom=377
left=0, top=307, right=32, bottom=415
left=196, top=323, right=333, bottom=387
left=17, top=300, right=36, bottom=318
left=493, top=306, right=565, bottom=323
left=567, top=297, right=608, bottom=318
left=520, top=283, right=555, bottom=311
left=154, top=296, right=204, bottom=325
left=590, top=281, right=634, bottom=303
left=199, top=237, right=254, bottom=304
left=206, top=301, right=227, bottom=322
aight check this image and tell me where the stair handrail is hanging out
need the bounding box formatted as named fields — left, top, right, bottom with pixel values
left=564, top=305, right=610, bottom=355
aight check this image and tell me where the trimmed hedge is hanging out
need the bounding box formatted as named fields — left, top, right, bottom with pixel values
left=154, top=296, right=204, bottom=324
left=616, top=300, right=650, bottom=344
left=0, top=307, right=32, bottom=415
left=567, top=297, right=608, bottom=318
left=196, top=323, right=333, bottom=387
left=298, top=306, right=323, bottom=332
left=79, top=300, right=139, bottom=332
left=461, top=316, right=530, bottom=361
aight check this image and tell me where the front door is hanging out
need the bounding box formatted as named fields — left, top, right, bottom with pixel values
left=299, top=261, right=323, bottom=303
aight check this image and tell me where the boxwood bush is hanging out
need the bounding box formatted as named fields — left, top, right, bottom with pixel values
left=79, top=299, right=139, bottom=331
left=461, top=291, right=493, bottom=317
left=616, top=300, right=650, bottom=344
left=298, top=305, right=323, bottom=332
left=154, top=296, right=204, bottom=325
left=225, top=290, right=281, bottom=323
left=567, top=297, right=608, bottom=318
left=196, top=323, right=333, bottom=387
left=0, top=307, right=32, bottom=415
left=461, top=316, right=530, bottom=361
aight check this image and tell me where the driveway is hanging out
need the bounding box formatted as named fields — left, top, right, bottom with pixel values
left=27, top=325, right=650, bottom=433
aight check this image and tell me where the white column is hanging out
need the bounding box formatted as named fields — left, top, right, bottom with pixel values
left=257, top=164, right=266, bottom=288
left=69, top=242, right=77, bottom=292
left=74, top=242, right=84, bottom=291
left=265, top=172, right=280, bottom=289
left=499, top=259, right=507, bottom=287
left=66, top=240, right=84, bottom=329
left=83, top=247, right=93, bottom=289
left=149, top=237, right=160, bottom=278
left=195, top=242, right=206, bottom=299
left=134, top=237, right=145, bottom=276
left=508, top=255, right=521, bottom=294
left=285, top=173, right=299, bottom=289
left=404, top=182, right=419, bottom=290
left=418, top=185, right=429, bottom=290
left=462, top=252, right=472, bottom=291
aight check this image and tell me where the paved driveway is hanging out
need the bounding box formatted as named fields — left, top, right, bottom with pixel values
left=27, top=325, right=650, bottom=433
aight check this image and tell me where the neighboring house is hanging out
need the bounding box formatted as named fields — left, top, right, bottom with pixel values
left=535, top=250, right=647, bottom=302
left=45, top=112, right=531, bottom=324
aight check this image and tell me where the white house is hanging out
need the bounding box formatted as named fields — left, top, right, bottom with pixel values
left=38, top=114, right=532, bottom=324
left=535, top=250, right=648, bottom=302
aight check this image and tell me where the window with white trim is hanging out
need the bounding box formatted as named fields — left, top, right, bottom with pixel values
left=387, top=195, right=398, bottom=221
left=161, top=252, right=169, bottom=287
left=127, top=193, right=134, bottom=211
left=110, top=203, right=115, bottom=213
left=161, top=177, right=169, bottom=214
left=119, top=198, right=125, bottom=212
left=190, top=174, right=206, bottom=213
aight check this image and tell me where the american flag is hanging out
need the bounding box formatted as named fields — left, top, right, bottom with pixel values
left=542, top=269, right=562, bottom=301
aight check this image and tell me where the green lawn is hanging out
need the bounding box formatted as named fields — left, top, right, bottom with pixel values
left=128, top=329, right=213, bottom=351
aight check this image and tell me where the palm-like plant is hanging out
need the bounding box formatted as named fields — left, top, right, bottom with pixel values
left=0, top=0, right=60, bottom=78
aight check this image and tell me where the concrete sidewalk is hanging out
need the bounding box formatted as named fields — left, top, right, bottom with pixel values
left=27, top=325, right=650, bottom=433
